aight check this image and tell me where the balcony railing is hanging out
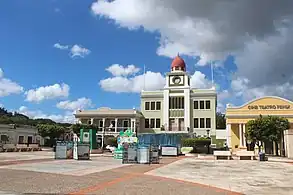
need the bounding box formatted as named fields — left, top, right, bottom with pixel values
left=97, top=127, right=135, bottom=132
left=166, top=126, right=187, bottom=132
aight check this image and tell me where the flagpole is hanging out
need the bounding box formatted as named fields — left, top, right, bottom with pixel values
left=211, top=62, right=214, bottom=87
left=143, top=65, right=146, bottom=91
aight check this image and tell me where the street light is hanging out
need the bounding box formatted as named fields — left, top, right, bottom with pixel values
left=206, top=129, right=210, bottom=138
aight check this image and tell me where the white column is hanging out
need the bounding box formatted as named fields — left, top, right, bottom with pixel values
left=130, top=118, right=134, bottom=130
left=90, top=118, right=94, bottom=125
left=101, top=135, right=104, bottom=148
left=239, top=124, right=243, bottom=147
left=243, top=124, right=246, bottom=147
left=102, top=118, right=106, bottom=132
left=184, top=88, right=190, bottom=131
left=163, top=89, right=169, bottom=129
left=226, top=123, right=232, bottom=148
left=115, top=118, right=118, bottom=132
left=133, top=118, right=136, bottom=132
left=131, top=118, right=136, bottom=132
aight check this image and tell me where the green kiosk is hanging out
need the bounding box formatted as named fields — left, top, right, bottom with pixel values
left=79, top=129, right=97, bottom=150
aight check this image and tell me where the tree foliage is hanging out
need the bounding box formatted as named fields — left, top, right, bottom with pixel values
left=216, top=112, right=226, bottom=129
left=0, top=106, right=72, bottom=141
left=246, top=115, right=290, bottom=149
left=36, top=124, right=66, bottom=138
left=71, top=124, right=100, bottom=134
left=0, top=106, right=70, bottom=127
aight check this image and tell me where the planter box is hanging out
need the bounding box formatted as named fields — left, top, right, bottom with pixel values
left=181, top=147, right=193, bottom=154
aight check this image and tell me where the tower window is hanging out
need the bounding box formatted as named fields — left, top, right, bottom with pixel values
left=156, top=102, right=161, bottom=110
left=145, top=119, right=149, bottom=128
left=145, top=102, right=150, bottom=110
left=194, top=118, right=199, bottom=128
left=206, top=118, right=211, bottom=128
left=194, top=101, right=198, bottom=109
left=206, top=100, right=211, bottom=109
left=200, top=118, right=205, bottom=128
left=156, top=118, right=161, bottom=128
left=200, top=101, right=205, bottom=109
left=150, top=119, right=155, bottom=128
left=151, top=102, right=156, bottom=110
left=169, top=97, right=184, bottom=109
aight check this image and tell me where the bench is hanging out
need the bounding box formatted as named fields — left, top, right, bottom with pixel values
left=236, top=151, right=255, bottom=160
left=3, top=144, right=16, bottom=152
left=29, top=144, right=41, bottom=151
left=214, top=151, right=232, bottom=160
left=16, top=144, right=29, bottom=152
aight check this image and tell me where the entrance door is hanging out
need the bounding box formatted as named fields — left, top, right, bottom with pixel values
left=179, top=118, right=184, bottom=131
left=28, top=136, right=33, bottom=144
left=169, top=119, right=176, bottom=131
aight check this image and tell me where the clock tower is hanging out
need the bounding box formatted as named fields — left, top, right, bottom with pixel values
left=163, top=54, right=191, bottom=132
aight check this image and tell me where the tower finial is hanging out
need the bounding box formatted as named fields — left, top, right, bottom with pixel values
left=177, top=52, right=180, bottom=57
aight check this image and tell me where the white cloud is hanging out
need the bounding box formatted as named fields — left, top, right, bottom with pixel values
left=53, top=43, right=69, bottom=50
left=0, top=68, right=24, bottom=97
left=70, top=44, right=91, bottom=58
left=190, top=71, right=212, bottom=88
left=25, top=83, right=70, bottom=103
left=18, top=106, right=75, bottom=124
left=231, top=77, right=293, bottom=102
left=100, top=64, right=212, bottom=93
left=91, top=0, right=293, bottom=100
left=53, top=43, right=91, bottom=58
left=100, top=71, right=165, bottom=93
left=106, top=64, right=140, bottom=76
left=57, top=97, right=93, bottom=111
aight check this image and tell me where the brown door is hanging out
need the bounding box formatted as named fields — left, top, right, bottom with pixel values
left=28, top=136, right=33, bottom=144
left=179, top=118, right=184, bottom=131
left=169, top=119, right=176, bottom=131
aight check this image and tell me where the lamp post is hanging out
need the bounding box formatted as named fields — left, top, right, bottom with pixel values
left=206, top=129, right=210, bottom=138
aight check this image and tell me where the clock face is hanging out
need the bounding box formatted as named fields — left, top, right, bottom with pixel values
left=173, top=76, right=181, bottom=84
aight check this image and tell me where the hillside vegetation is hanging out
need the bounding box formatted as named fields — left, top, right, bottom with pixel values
left=0, top=107, right=71, bottom=127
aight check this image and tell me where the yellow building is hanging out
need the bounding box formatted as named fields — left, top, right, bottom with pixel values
left=226, top=96, right=293, bottom=152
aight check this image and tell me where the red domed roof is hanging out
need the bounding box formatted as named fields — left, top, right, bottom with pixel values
left=171, top=54, right=186, bottom=71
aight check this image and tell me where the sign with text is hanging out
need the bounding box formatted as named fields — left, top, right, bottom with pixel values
left=248, top=105, right=291, bottom=110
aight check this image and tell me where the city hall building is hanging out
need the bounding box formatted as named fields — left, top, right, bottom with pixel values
left=75, top=55, right=217, bottom=146
left=226, top=96, right=293, bottom=153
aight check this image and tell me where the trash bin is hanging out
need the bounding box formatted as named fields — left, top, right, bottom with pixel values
left=137, top=146, right=150, bottom=164
left=259, top=152, right=266, bottom=161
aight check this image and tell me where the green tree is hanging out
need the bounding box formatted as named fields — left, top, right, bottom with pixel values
left=246, top=115, right=290, bottom=155
left=37, top=124, right=66, bottom=138
left=246, top=115, right=268, bottom=151
left=216, top=112, right=226, bottom=129
left=266, top=116, right=290, bottom=156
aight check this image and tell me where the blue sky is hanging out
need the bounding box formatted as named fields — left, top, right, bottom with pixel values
left=1, top=0, right=291, bottom=122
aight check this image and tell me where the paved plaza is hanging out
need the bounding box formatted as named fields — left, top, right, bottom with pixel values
left=0, top=151, right=292, bottom=195
left=146, top=158, right=293, bottom=195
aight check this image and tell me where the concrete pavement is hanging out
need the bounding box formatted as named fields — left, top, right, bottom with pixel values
left=147, top=158, right=293, bottom=195
left=0, top=153, right=238, bottom=195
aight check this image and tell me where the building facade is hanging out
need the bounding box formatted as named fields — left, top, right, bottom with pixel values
left=0, top=124, right=44, bottom=145
left=74, top=55, right=217, bottom=142
left=226, top=96, right=293, bottom=152
left=74, top=107, right=144, bottom=147
left=140, top=55, right=217, bottom=136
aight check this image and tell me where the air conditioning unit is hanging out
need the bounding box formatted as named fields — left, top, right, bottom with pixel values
left=83, top=132, right=90, bottom=143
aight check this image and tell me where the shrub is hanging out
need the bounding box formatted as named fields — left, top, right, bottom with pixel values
left=181, top=137, right=211, bottom=148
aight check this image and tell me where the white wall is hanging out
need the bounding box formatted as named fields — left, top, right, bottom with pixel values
left=216, top=129, right=227, bottom=140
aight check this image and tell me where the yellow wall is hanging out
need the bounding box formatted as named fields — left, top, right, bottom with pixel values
left=226, top=96, right=293, bottom=149
left=231, top=124, right=240, bottom=150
